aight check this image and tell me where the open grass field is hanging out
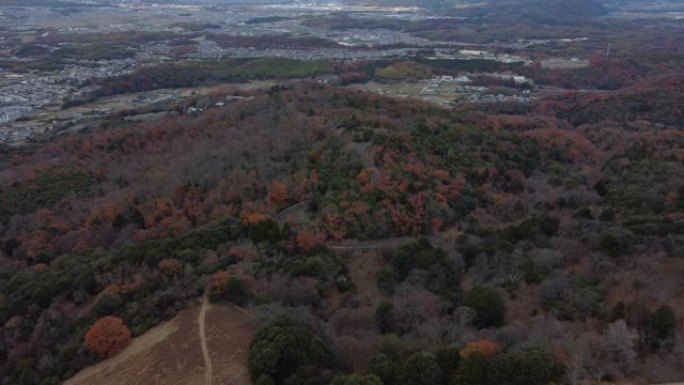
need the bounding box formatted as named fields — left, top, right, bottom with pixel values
left=352, top=81, right=462, bottom=106
left=64, top=299, right=252, bottom=385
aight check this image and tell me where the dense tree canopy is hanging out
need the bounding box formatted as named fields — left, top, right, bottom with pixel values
left=248, top=317, right=333, bottom=385
left=463, top=287, right=505, bottom=328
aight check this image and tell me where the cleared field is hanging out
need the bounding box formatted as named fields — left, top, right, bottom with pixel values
left=3, top=80, right=277, bottom=143
left=50, top=80, right=278, bottom=118
left=64, top=300, right=252, bottom=385
left=206, top=304, right=253, bottom=385
left=353, top=81, right=462, bottom=106
left=540, top=59, right=590, bottom=69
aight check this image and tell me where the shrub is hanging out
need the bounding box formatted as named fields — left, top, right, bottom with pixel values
left=378, top=334, right=409, bottom=360
left=248, top=219, right=282, bottom=244
left=376, top=266, right=397, bottom=295
left=285, top=252, right=351, bottom=292
left=500, top=216, right=559, bottom=243
left=490, top=348, right=565, bottom=385
left=538, top=216, right=560, bottom=237
left=600, top=208, right=615, bottom=221
left=248, top=317, right=333, bottom=385
left=335, top=274, right=355, bottom=292
left=455, top=346, right=563, bottom=385
left=257, top=375, right=277, bottom=385
left=284, top=365, right=334, bottom=385
left=224, top=277, right=250, bottom=306
left=390, top=238, right=446, bottom=281
left=574, top=207, right=593, bottom=219
left=463, top=287, right=505, bottom=328
left=519, top=255, right=544, bottom=283
left=376, top=301, right=398, bottom=334
left=540, top=273, right=603, bottom=321
left=176, top=249, right=202, bottom=265
left=610, top=302, right=626, bottom=321
left=643, top=305, right=677, bottom=350
left=598, top=231, right=623, bottom=257
left=399, top=351, right=443, bottom=385
left=436, top=346, right=461, bottom=385
left=455, top=351, right=491, bottom=385
left=387, top=239, right=460, bottom=299
left=92, top=292, right=123, bottom=317
left=331, top=374, right=383, bottom=385
left=367, top=354, right=400, bottom=385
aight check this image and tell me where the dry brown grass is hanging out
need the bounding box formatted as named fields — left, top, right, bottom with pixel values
left=64, top=301, right=252, bottom=385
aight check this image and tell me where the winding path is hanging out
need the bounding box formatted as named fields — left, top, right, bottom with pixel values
left=199, top=289, right=212, bottom=385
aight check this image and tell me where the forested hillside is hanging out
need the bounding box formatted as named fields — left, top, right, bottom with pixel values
left=1, top=78, right=683, bottom=384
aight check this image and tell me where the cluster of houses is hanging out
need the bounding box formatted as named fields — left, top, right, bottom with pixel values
left=430, top=73, right=531, bottom=87
left=0, top=106, right=33, bottom=125
left=431, top=75, right=473, bottom=84
left=0, top=94, right=33, bottom=126
left=431, top=49, right=530, bottom=64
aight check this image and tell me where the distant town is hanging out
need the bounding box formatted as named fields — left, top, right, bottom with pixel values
left=0, top=1, right=610, bottom=143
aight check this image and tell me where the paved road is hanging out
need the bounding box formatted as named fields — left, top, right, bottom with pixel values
left=327, top=236, right=417, bottom=250
left=275, top=200, right=310, bottom=224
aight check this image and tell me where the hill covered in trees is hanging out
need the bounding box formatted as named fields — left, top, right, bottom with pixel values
left=0, top=76, right=683, bottom=384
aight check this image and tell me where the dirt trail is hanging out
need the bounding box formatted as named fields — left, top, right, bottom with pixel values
left=64, top=295, right=252, bottom=385
left=199, top=289, right=213, bottom=385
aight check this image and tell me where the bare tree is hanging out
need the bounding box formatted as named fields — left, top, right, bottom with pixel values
left=588, top=366, right=606, bottom=385
left=605, top=320, right=637, bottom=374
left=565, top=340, right=589, bottom=385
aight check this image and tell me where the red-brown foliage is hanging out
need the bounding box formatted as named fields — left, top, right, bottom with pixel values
left=460, top=339, right=501, bottom=358
left=84, top=316, right=132, bottom=358
left=158, top=258, right=183, bottom=276
left=267, top=180, right=289, bottom=209
left=209, top=271, right=231, bottom=295
left=241, top=210, right=268, bottom=225
left=295, top=230, right=325, bottom=251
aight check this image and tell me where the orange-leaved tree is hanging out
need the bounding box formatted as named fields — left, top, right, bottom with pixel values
left=84, top=316, right=132, bottom=358
left=267, top=180, right=289, bottom=209
left=295, top=230, right=325, bottom=251
left=209, top=271, right=231, bottom=296
left=158, top=258, right=183, bottom=276
left=459, top=339, right=500, bottom=359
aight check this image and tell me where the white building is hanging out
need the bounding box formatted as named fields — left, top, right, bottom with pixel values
left=512, top=76, right=527, bottom=85
left=459, top=49, right=488, bottom=57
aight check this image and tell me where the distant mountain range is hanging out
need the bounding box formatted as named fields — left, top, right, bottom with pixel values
left=456, top=0, right=609, bottom=19
left=0, top=0, right=611, bottom=20
left=352, top=0, right=610, bottom=19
